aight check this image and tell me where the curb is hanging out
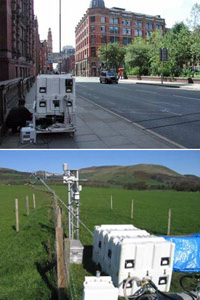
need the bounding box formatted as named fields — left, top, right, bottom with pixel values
left=136, top=82, right=181, bottom=88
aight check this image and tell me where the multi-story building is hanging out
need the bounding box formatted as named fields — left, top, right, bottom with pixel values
left=39, top=28, right=53, bottom=74
left=0, top=0, right=38, bottom=81
left=75, top=0, right=166, bottom=76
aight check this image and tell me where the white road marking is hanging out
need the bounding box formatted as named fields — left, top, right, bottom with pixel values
left=136, top=89, right=158, bottom=94
left=173, top=95, right=200, bottom=101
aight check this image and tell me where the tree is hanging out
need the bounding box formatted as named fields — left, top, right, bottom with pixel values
left=125, top=38, right=151, bottom=76
left=98, top=42, right=126, bottom=72
left=188, top=3, right=200, bottom=29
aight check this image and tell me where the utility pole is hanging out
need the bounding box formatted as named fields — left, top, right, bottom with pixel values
left=59, top=0, right=62, bottom=74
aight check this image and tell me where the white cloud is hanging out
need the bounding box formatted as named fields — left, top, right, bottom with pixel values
left=34, top=0, right=200, bottom=51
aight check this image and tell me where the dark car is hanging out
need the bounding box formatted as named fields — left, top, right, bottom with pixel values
left=100, top=71, right=118, bottom=84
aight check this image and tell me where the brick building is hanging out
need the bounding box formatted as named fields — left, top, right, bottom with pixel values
left=0, top=0, right=38, bottom=81
left=39, top=28, right=53, bottom=74
left=75, top=0, right=166, bottom=76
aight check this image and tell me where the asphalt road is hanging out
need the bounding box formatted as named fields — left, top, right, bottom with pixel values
left=76, top=78, right=200, bottom=148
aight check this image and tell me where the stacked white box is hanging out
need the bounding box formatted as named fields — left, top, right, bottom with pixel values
left=92, top=224, right=175, bottom=298
left=92, top=225, right=136, bottom=265
left=103, top=230, right=150, bottom=275
left=82, top=276, right=118, bottom=300
left=36, top=75, right=75, bottom=115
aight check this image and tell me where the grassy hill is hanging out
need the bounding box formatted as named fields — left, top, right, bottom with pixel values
left=0, top=164, right=199, bottom=190
left=0, top=168, right=31, bottom=185
left=80, top=164, right=199, bottom=187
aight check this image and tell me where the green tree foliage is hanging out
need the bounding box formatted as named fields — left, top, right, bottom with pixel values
left=125, top=38, right=151, bottom=76
left=98, top=42, right=126, bottom=72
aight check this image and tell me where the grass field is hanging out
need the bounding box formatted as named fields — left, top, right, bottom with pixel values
left=0, top=185, right=57, bottom=300
left=53, top=186, right=200, bottom=299
left=1, top=185, right=199, bottom=300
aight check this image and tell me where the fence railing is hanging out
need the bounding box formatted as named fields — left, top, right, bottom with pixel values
left=0, top=76, right=35, bottom=138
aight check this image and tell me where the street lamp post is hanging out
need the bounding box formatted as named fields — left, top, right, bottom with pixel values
left=59, top=0, right=62, bottom=74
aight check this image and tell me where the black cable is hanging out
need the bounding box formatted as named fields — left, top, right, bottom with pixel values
left=180, top=275, right=197, bottom=299
left=148, top=280, right=179, bottom=300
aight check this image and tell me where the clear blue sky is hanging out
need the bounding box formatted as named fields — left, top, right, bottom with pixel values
left=0, top=150, right=199, bottom=176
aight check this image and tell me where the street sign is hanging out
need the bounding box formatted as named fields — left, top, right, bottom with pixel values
left=48, top=52, right=63, bottom=63
left=160, top=48, right=169, bottom=62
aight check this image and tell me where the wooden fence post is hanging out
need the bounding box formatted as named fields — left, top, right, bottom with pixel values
left=26, top=196, right=29, bottom=216
left=64, top=238, right=70, bottom=288
left=131, top=199, right=134, bottom=219
left=167, top=208, right=171, bottom=236
left=15, top=199, right=19, bottom=232
left=33, top=194, right=36, bottom=209
left=111, top=195, right=113, bottom=210
left=56, top=212, right=66, bottom=300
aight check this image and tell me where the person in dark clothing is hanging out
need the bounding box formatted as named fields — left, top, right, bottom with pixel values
left=5, top=99, right=32, bottom=133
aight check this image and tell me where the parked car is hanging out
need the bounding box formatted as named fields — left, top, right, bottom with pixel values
left=100, top=71, right=118, bottom=84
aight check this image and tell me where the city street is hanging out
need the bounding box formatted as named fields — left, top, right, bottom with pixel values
left=76, top=77, right=200, bottom=148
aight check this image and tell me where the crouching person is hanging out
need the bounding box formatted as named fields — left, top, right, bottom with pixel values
left=5, top=99, right=32, bottom=133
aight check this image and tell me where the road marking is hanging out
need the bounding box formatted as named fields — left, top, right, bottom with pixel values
left=77, top=93, right=185, bottom=149
left=136, top=89, right=158, bottom=94
left=173, top=95, right=200, bottom=101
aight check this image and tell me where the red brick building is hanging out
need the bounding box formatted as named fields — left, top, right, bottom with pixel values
left=39, top=28, right=53, bottom=74
left=61, top=55, right=75, bottom=74
left=0, top=0, right=38, bottom=81
left=75, top=0, right=166, bottom=76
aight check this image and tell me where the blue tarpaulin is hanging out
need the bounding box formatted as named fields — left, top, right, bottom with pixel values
left=164, top=234, right=200, bottom=273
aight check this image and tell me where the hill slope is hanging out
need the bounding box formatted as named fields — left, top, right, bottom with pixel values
left=80, top=164, right=199, bottom=186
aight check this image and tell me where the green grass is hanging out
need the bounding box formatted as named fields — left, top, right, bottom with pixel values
left=0, top=186, right=57, bottom=300
left=1, top=185, right=200, bottom=300
left=53, top=186, right=200, bottom=299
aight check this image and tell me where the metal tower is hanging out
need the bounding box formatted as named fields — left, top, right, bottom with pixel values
left=63, top=163, right=82, bottom=240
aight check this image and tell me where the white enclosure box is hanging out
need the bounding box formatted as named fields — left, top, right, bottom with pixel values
left=82, top=276, right=118, bottom=300
left=92, top=225, right=136, bottom=264
left=92, top=225, right=175, bottom=298
left=33, top=75, right=76, bottom=138
left=20, top=127, right=36, bottom=144
left=70, top=240, right=84, bottom=264
left=102, top=230, right=150, bottom=274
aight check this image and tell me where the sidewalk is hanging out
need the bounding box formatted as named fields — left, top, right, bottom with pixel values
left=122, top=78, right=200, bottom=90
left=0, top=85, right=184, bottom=149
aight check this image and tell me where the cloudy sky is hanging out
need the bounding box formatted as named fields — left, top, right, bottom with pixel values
left=34, top=0, right=199, bottom=52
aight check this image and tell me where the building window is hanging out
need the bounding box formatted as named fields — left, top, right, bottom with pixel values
left=109, top=18, right=119, bottom=25
left=135, top=29, right=143, bottom=37
left=101, top=35, right=107, bottom=43
left=122, top=28, right=131, bottom=35
left=91, top=47, right=96, bottom=57
left=101, top=26, right=106, bottom=33
left=110, top=36, right=119, bottom=43
left=146, top=23, right=153, bottom=29
left=101, top=16, right=106, bottom=23
left=91, top=35, right=96, bottom=44
left=109, top=27, right=119, bottom=34
left=123, top=37, right=132, bottom=45
left=90, top=16, right=95, bottom=22
left=146, top=31, right=152, bottom=37
left=156, top=24, right=163, bottom=30
left=122, top=19, right=131, bottom=26
left=91, top=25, right=95, bottom=32
left=134, top=21, right=142, bottom=28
